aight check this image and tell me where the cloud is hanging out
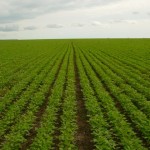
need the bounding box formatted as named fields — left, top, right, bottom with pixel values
left=0, top=0, right=150, bottom=39
left=110, top=20, right=123, bottom=23
left=91, top=19, right=138, bottom=28
left=91, top=21, right=110, bottom=28
left=47, top=24, right=63, bottom=28
left=132, top=11, right=139, bottom=15
left=125, top=20, right=137, bottom=24
left=0, top=24, right=19, bottom=32
left=24, top=26, right=37, bottom=30
left=110, top=19, right=137, bottom=24
left=0, top=0, right=123, bottom=23
left=91, top=21, right=103, bottom=26
left=71, top=23, right=84, bottom=27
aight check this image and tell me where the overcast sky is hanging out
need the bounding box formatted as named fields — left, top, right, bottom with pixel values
left=0, top=0, right=150, bottom=39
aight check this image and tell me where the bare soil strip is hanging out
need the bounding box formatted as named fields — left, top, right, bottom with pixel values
left=72, top=43, right=94, bottom=150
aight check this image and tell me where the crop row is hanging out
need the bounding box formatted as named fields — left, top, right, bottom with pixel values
left=92, top=50, right=150, bottom=87
left=0, top=47, right=68, bottom=149
left=58, top=46, right=77, bottom=149
left=0, top=53, right=56, bottom=112
left=0, top=50, right=64, bottom=138
left=0, top=39, right=149, bottom=150
left=0, top=43, right=66, bottom=96
left=28, top=46, right=70, bottom=150
left=76, top=45, right=150, bottom=148
left=84, top=50, right=150, bottom=115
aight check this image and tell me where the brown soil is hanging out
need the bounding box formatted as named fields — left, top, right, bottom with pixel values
left=72, top=43, right=94, bottom=150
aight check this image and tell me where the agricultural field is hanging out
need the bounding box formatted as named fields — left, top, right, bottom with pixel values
left=0, top=39, right=150, bottom=150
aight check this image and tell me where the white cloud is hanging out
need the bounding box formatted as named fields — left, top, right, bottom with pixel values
left=91, top=21, right=105, bottom=26
left=110, top=19, right=138, bottom=24
left=0, top=0, right=150, bottom=38
left=0, top=24, right=19, bottom=32
left=47, top=24, right=63, bottom=28
left=24, top=26, right=37, bottom=30
left=132, top=11, right=139, bottom=15
left=71, top=23, right=85, bottom=27
left=0, top=0, right=123, bottom=23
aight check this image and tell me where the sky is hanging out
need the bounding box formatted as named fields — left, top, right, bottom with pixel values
left=0, top=0, right=150, bottom=39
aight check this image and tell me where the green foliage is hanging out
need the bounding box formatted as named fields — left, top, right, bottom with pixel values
left=0, top=39, right=150, bottom=149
